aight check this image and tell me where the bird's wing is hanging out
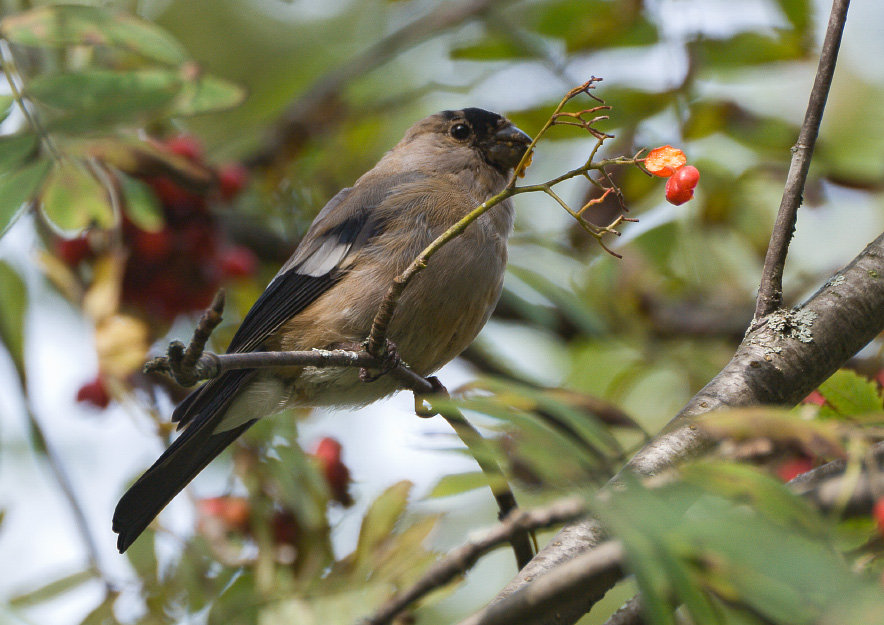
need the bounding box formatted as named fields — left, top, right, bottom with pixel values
left=171, top=173, right=422, bottom=428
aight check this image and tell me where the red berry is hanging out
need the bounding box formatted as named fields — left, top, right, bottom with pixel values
left=671, top=165, right=700, bottom=189
left=802, top=390, right=826, bottom=406
left=165, top=135, right=204, bottom=162
left=56, top=236, right=92, bottom=266
left=314, top=437, right=342, bottom=464
left=313, top=437, right=353, bottom=506
left=198, top=496, right=251, bottom=534
left=133, top=228, right=173, bottom=263
left=220, top=246, right=258, bottom=278
left=665, top=174, right=695, bottom=205
left=874, top=497, right=884, bottom=537
left=776, top=456, right=814, bottom=482
left=217, top=163, right=249, bottom=200
left=76, top=376, right=110, bottom=409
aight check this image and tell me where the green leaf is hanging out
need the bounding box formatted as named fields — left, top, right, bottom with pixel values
left=427, top=471, right=489, bottom=499
left=0, top=5, right=188, bottom=65
left=120, top=174, right=164, bottom=232
left=0, top=158, right=51, bottom=235
left=0, top=94, right=15, bottom=124
left=0, top=262, right=27, bottom=383
left=451, top=34, right=534, bottom=61
left=818, top=369, right=884, bottom=417
left=0, top=133, right=38, bottom=175
left=174, top=73, right=248, bottom=116
left=531, top=0, right=657, bottom=53
left=597, top=475, right=884, bottom=625
left=691, top=30, right=807, bottom=69
left=353, top=481, right=411, bottom=566
left=41, top=160, right=115, bottom=233
left=79, top=593, right=118, bottom=625
left=679, top=461, right=826, bottom=536
left=774, top=0, right=813, bottom=36
left=508, top=264, right=607, bottom=337
left=27, top=69, right=181, bottom=131
left=9, top=569, right=94, bottom=608
left=125, top=528, right=158, bottom=582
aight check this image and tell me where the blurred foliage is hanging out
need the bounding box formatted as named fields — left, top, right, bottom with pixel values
left=0, top=0, right=883, bottom=624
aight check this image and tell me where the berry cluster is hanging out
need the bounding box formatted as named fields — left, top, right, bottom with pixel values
left=644, top=145, right=700, bottom=206
left=63, top=134, right=255, bottom=408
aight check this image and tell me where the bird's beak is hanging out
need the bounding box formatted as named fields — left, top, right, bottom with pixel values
left=486, top=122, right=533, bottom=172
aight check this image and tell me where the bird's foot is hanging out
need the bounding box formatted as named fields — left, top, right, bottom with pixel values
left=359, top=339, right=401, bottom=383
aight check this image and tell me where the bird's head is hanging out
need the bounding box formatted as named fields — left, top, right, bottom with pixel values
left=379, top=108, right=532, bottom=188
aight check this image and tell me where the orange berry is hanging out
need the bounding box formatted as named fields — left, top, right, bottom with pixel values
left=645, top=145, right=687, bottom=177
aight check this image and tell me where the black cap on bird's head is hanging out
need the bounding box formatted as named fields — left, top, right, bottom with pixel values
left=438, top=107, right=532, bottom=173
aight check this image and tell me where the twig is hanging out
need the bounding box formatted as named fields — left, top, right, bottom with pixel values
left=753, top=0, right=850, bottom=322
left=25, top=406, right=106, bottom=585
left=359, top=497, right=586, bottom=625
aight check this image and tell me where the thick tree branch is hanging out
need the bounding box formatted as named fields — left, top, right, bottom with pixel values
left=753, top=0, right=850, bottom=320
left=488, top=228, right=884, bottom=624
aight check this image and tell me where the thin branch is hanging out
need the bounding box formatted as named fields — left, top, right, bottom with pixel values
left=753, top=0, right=850, bottom=321
left=359, top=497, right=586, bottom=625
left=457, top=541, right=625, bottom=625
left=26, top=406, right=106, bottom=585
left=790, top=440, right=884, bottom=516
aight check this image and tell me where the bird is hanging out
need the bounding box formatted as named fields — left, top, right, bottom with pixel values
left=113, top=107, right=532, bottom=553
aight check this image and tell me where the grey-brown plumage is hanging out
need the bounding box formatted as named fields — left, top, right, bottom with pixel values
left=113, top=108, right=531, bottom=553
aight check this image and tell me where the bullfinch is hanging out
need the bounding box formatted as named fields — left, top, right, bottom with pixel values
left=113, top=108, right=532, bottom=552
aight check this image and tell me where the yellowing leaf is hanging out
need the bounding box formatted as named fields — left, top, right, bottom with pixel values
left=95, top=313, right=150, bottom=377
left=82, top=253, right=124, bottom=321
left=36, top=250, right=84, bottom=304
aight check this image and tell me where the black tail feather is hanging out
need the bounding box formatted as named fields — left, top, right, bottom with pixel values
left=113, top=369, right=259, bottom=553
left=112, top=417, right=257, bottom=553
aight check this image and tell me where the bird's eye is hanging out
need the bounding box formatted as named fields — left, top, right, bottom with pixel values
left=449, top=123, right=472, bottom=141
